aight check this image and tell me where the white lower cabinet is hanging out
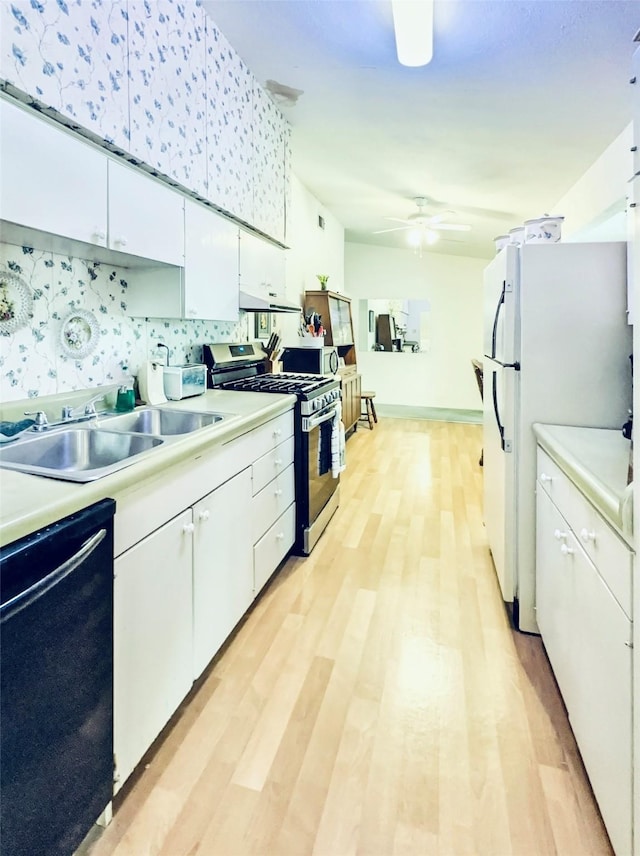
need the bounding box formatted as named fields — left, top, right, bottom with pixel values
left=192, top=468, right=254, bottom=679
left=535, top=489, right=579, bottom=715
left=250, top=436, right=296, bottom=594
left=113, top=408, right=297, bottom=791
left=536, top=449, right=633, bottom=856
left=114, top=509, right=194, bottom=792
left=254, top=503, right=296, bottom=594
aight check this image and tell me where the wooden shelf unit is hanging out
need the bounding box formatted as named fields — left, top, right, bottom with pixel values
left=304, top=290, right=361, bottom=434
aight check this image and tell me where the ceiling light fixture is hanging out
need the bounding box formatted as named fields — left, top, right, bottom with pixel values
left=391, top=0, right=434, bottom=67
left=408, top=226, right=438, bottom=257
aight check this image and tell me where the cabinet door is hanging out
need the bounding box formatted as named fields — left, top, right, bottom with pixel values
left=239, top=230, right=286, bottom=296
left=535, top=487, right=578, bottom=713
left=341, top=375, right=353, bottom=431
left=536, top=486, right=633, bottom=856
left=328, top=296, right=354, bottom=345
left=632, top=45, right=640, bottom=175
left=107, top=160, right=185, bottom=266
left=341, top=373, right=361, bottom=433
left=114, top=509, right=193, bottom=791
left=184, top=200, right=240, bottom=321
left=353, top=374, right=362, bottom=429
left=192, top=469, right=254, bottom=679
left=254, top=503, right=295, bottom=594
left=570, top=545, right=632, bottom=856
left=0, top=99, right=108, bottom=246
left=628, top=174, right=639, bottom=325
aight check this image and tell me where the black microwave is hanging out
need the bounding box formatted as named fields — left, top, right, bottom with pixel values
left=281, top=346, right=339, bottom=375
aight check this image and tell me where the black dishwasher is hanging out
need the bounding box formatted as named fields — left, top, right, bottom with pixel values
left=1, top=497, right=115, bottom=856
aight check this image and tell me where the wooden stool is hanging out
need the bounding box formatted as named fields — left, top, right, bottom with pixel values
left=360, top=391, right=377, bottom=430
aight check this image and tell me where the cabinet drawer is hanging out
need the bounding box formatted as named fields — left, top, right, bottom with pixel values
left=252, top=464, right=295, bottom=543
left=536, top=448, right=632, bottom=616
left=254, top=503, right=295, bottom=594
left=252, top=435, right=295, bottom=495
left=225, top=410, right=294, bottom=464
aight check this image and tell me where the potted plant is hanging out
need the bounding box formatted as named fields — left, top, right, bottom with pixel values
left=316, top=274, right=329, bottom=291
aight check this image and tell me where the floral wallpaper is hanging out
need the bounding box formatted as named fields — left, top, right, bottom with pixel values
left=0, top=0, right=130, bottom=149
left=128, top=0, right=208, bottom=195
left=205, top=23, right=253, bottom=224
left=1, top=0, right=289, bottom=243
left=0, top=242, right=247, bottom=402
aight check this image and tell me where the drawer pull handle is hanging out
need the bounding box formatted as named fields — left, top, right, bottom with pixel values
left=276, top=532, right=284, bottom=540
left=274, top=489, right=283, bottom=497
left=624, top=640, right=633, bottom=649
left=113, top=235, right=128, bottom=247
left=553, top=529, right=568, bottom=541
left=93, top=228, right=106, bottom=241
left=183, top=522, right=195, bottom=535
left=540, top=473, right=553, bottom=483
left=560, top=543, right=574, bottom=556
left=274, top=458, right=283, bottom=466
left=273, top=428, right=282, bottom=437
left=198, top=509, right=210, bottom=522
left=579, top=528, right=596, bottom=543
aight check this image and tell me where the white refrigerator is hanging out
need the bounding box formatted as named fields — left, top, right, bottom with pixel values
left=483, top=241, right=632, bottom=633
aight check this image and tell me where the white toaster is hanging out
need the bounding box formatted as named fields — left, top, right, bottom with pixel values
left=162, top=364, right=207, bottom=400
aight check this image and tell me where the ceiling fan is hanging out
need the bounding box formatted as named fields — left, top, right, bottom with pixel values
left=374, top=197, right=472, bottom=239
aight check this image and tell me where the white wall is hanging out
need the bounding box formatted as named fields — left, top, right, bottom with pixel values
left=278, top=175, right=345, bottom=346
left=553, top=123, right=633, bottom=241
left=344, top=243, right=486, bottom=411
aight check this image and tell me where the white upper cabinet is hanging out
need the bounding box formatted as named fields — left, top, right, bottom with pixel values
left=1, top=98, right=184, bottom=267
left=107, top=160, right=184, bottom=267
left=1, top=99, right=108, bottom=247
left=632, top=43, right=640, bottom=174
left=239, top=230, right=286, bottom=298
left=183, top=200, right=239, bottom=321
left=1, top=4, right=290, bottom=244
left=627, top=174, right=639, bottom=325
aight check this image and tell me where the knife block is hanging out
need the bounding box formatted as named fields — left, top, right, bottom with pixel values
left=264, top=359, right=282, bottom=374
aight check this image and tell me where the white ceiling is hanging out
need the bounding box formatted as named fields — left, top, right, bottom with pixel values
left=202, top=1, right=639, bottom=259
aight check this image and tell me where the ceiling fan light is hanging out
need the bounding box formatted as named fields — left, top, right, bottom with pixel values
left=408, top=229, right=422, bottom=247
left=425, top=228, right=439, bottom=244
left=392, top=0, right=434, bottom=67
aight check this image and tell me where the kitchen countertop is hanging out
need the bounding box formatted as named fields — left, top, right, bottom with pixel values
left=533, top=423, right=634, bottom=547
left=0, top=390, right=295, bottom=548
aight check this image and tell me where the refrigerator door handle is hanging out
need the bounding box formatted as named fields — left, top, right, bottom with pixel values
left=490, top=283, right=506, bottom=360
left=492, top=370, right=509, bottom=452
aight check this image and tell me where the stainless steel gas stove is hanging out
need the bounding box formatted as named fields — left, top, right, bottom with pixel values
left=203, top=342, right=342, bottom=554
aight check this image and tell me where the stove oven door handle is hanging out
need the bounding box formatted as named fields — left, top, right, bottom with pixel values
left=303, top=405, right=339, bottom=432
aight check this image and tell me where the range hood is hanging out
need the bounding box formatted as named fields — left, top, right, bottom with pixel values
left=239, top=289, right=301, bottom=314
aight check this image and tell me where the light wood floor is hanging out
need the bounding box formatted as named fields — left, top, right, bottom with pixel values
left=85, top=418, right=613, bottom=856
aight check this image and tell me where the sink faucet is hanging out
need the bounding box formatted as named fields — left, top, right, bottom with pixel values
left=61, top=392, right=106, bottom=421
left=23, top=410, right=49, bottom=431
left=22, top=391, right=112, bottom=433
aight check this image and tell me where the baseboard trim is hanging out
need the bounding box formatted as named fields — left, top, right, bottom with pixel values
left=374, top=405, right=482, bottom=424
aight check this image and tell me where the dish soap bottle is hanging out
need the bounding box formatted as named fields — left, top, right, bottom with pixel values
left=116, top=376, right=136, bottom=412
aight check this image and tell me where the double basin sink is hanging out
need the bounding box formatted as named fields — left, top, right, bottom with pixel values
left=0, top=406, right=229, bottom=482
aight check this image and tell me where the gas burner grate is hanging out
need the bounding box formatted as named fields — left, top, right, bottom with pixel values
left=222, top=372, right=331, bottom=396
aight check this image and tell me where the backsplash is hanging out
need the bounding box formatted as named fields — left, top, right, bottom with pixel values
left=0, top=242, right=247, bottom=402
